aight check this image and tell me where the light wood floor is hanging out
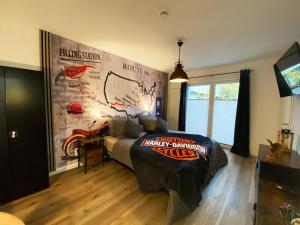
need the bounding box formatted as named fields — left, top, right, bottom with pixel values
left=0, top=151, right=256, bottom=225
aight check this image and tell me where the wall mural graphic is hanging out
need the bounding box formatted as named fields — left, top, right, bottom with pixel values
left=49, top=34, right=167, bottom=170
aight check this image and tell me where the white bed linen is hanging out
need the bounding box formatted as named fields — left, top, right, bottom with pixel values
left=104, top=136, right=119, bottom=154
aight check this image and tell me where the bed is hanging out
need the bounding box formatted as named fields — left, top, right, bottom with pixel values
left=104, top=129, right=228, bottom=225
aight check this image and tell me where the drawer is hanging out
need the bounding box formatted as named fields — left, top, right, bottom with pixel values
left=86, top=146, right=102, bottom=153
left=86, top=157, right=102, bottom=168
left=86, top=148, right=103, bottom=168
left=87, top=149, right=103, bottom=158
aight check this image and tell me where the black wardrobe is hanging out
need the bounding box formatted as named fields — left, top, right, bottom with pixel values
left=0, top=66, right=49, bottom=205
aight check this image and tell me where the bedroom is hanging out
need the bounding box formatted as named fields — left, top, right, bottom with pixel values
left=0, top=0, right=300, bottom=225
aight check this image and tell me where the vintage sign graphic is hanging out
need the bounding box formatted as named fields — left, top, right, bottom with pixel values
left=50, top=33, right=167, bottom=170
left=140, top=137, right=208, bottom=161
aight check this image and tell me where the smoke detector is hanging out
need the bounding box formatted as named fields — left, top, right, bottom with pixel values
left=159, top=9, right=169, bottom=17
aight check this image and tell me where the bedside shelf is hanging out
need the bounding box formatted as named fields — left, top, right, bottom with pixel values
left=78, top=136, right=105, bottom=174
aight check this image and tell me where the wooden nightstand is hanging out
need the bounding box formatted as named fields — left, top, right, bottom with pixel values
left=78, top=136, right=105, bottom=174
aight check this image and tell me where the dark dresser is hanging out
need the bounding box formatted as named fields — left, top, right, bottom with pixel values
left=255, top=144, right=300, bottom=225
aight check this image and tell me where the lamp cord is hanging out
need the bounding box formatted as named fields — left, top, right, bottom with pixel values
left=178, top=45, right=181, bottom=63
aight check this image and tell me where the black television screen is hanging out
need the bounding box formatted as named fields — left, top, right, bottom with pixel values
left=274, top=42, right=300, bottom=97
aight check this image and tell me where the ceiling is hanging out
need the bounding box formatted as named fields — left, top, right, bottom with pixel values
left=2, top=0, right=300, bottom=72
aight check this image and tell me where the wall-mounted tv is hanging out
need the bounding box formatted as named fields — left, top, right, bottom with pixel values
left=274, top=42, right=300, bottom=97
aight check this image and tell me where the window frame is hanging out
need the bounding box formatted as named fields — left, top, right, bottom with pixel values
left=185, top=78, right=240, bottom=144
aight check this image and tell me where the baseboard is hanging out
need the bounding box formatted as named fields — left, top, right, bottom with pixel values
left=49, top=163, right=82, bottom=176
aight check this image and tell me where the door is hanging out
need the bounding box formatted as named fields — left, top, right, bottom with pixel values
left=185, top=81, right=239, bottom=146
left=211, top=82, right=239, bottom=145
left=186, top=84, right=210, bottom=136
left=0, top=67, right=13, bottom=204
left=5, top=68, right=49, bottom=199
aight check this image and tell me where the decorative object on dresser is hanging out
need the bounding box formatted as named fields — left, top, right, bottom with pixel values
left=255, top=144, right=300, bottom=225
left=0, top=66, right=49, bottom=205
left=78, top=136, right=105, bottom=174
left=265, top=138, right=282, bottom=162
left=278, top=123, right=294, bottom=152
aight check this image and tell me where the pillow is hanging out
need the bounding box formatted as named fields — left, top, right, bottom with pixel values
left=108, top=117, right=127, bottom=137
left=132, top=117, right=139, bottom=125
left=139, top=116, right=157, bottom=132
left=137, top=114, right=155, bottom=123
left=124, top=119, right=142, bottom=139
left=156, top=117, right=168, bottom=133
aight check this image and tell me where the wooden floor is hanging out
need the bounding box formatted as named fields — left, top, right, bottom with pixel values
left=0, top=151, right=256, bottom=225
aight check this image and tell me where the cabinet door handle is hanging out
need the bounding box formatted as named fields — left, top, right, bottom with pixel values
left=9, top=131, right=18, bottom=139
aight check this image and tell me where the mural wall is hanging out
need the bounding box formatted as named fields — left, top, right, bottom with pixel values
left=50, top=34, right=167, bottom=170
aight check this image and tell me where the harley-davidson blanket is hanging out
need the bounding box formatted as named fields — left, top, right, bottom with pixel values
left=130, top=132, right=213, bottom=209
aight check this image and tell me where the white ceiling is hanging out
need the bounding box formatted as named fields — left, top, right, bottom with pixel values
left=2, top=0, right=300, bottom=72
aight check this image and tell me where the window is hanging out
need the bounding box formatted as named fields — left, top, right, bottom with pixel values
left=186, top=85, right=210, bottom=136
left=185, top=81, right=239, bottom=145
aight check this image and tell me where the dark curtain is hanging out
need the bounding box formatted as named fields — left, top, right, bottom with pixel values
left=230, top=69, right=251, bottom=157
left=178, top=82, right=187, bottom=131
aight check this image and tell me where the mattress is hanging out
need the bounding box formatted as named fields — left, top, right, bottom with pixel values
left=104, top=136, right=119, bottom=154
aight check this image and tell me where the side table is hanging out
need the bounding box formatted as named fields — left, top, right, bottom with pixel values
left=78, top=136, right=105, bottom=174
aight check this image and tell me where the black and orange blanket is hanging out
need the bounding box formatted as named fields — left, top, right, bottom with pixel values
left=130, top=132, right=215, bottom=209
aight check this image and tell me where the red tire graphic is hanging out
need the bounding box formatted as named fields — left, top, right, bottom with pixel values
left=62, top=134, right=86, bottom=157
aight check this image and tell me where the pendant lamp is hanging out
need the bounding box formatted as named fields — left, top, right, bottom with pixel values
left=169, top=40, right=189, bottom=83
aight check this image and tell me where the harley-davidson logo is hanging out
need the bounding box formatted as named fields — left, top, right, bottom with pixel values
left=141, top=137, right=208, bottom=161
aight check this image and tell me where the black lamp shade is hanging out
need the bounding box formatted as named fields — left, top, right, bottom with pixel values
left=169, top=63, right=189, bottom=83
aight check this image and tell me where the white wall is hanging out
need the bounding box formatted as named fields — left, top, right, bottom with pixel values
left=292, top=96, right=300, bottom=154
left=0, top=19, right=41, bottom=70
left=168, top=57, right=283, bottom=156
left=0, top=13, right=295, bottom=157
left=259, top=94, right=300, bottom=154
